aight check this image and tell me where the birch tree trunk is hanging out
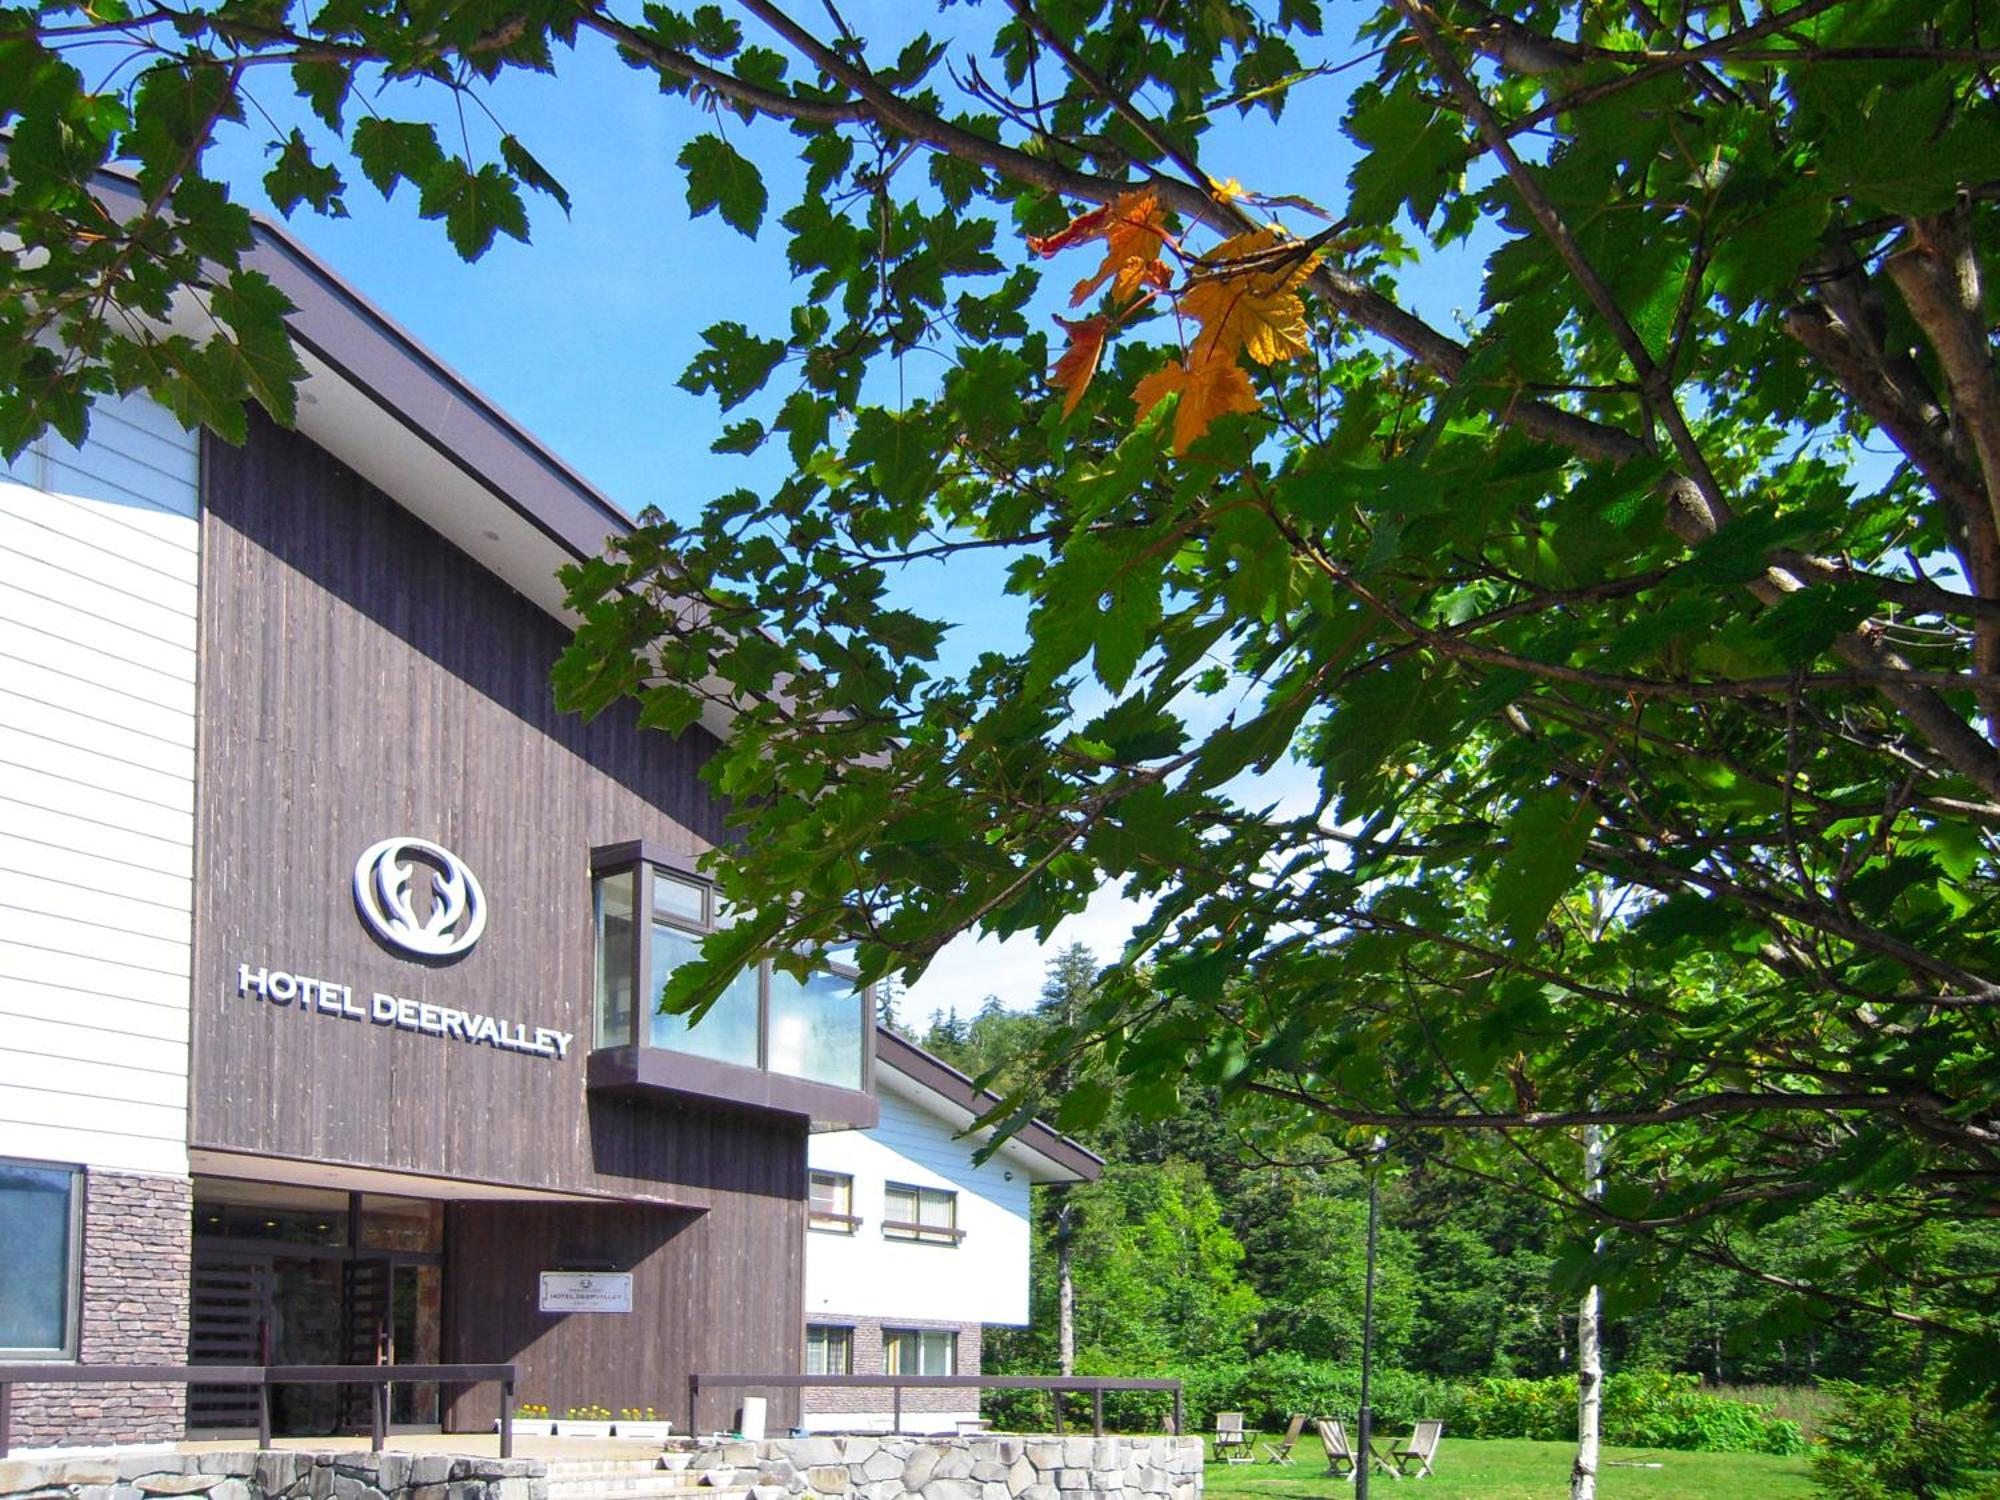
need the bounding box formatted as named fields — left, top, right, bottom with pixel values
left=1571, top=1122, right=1605, bottom=1500
left=1057, top=1197, right=1076, bottom=1378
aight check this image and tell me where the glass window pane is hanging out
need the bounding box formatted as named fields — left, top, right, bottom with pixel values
left=360, top=1195, right=443, bottom=1252
left=918, top=1190, right=955, bottom=1230
left=810, top=1173, right=849, bottom=1217
left=648, top=923, right=761, bottom=1067
left=0, top=1162, right=74, bottom=1353
left=924, top=1332, right=956, bottom=1376
left=593, top=870, right=636, bottom=1048
left=652, top=868, right=707, bottom=927
left=767, top=966, right=862, bottom=1089
left=806, top=1325, right=851, bottom=1376
left=885, top=1185, right=916, bottom=1224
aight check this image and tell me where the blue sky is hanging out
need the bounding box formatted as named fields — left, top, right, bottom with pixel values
left=195, top=5, right=1462, bottom=1021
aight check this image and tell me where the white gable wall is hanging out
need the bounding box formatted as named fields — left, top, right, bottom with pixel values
left=807, top=1086, right=1034, bottom=1326
left=0, top=394, right=198, bottom=1176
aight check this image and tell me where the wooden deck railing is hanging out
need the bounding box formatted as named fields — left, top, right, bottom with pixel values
left=688, top=1372, right=1183, bottom=1438
left=0, top=1363, right=518, bottom=1458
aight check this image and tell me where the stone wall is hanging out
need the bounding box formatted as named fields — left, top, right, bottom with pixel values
left=802, top=1321, right=984, bottom=1425
left=0, top=1450, right=546, bottom=1500
left=690, top=1433, right=1203, bottom=1500
left=9, top=1171, right=192, bottom=1447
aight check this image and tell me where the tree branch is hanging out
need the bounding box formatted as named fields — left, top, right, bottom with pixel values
left=575, top=5, right=871, bottom=125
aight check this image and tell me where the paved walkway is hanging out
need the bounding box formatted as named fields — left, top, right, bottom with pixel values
left=171, top=1435, right=670, bottom=1460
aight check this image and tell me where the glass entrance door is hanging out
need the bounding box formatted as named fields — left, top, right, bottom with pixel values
left=190, top=1179, right=445, bottom=1435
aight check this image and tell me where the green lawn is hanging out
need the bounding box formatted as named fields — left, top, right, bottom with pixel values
left=1203, top=1439, right=1818, bottom=1500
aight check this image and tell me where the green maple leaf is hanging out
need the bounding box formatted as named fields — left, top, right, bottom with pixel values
left=678, top=134, right=767, bottom=238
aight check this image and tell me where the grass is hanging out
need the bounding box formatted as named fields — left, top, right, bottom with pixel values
left=1202, top=1438, right=1819, bottom=1500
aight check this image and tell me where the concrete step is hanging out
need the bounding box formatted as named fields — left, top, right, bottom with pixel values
left=546, top=1470, right=753, bottom=1500
left=548, top=1483, right=753, bottom=1500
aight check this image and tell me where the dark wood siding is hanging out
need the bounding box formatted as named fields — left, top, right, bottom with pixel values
left=443, top=1194, right=802, bottom=1432
left=189, top=414, right=803, bottom=1423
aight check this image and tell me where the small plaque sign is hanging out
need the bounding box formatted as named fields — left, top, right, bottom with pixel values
left=539, top=1271, right=633, bottom=1314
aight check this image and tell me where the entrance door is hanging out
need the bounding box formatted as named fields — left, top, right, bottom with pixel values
left=389, top=1263, right=443, bottom=1425
left=187, top=1251, right=271, bottom=1430
left=189, top=1180, right=447, bottom=1436
left=335, top=1256, right=393, bottom=1431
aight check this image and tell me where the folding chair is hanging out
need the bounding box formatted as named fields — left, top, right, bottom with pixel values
left=1391, top=1420, right=1443, bottom=1479
left=1260, top=1412, right=1307, bottom=1464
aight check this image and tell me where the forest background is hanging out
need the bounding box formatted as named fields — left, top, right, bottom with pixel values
left=905, top=945, right=1966, bottom=1454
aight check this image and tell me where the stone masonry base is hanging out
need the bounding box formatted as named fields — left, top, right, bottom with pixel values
left=690, top=1433, right=1204, bottom=1500
left=9, top=1170, right=192, bottom=1448
left=0, top=1450, right=546, bottom=1500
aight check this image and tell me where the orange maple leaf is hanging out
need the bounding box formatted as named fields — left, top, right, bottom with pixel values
left=1178, top=227, right=1321, bottom=367
left=1026, top=199, right=1118, bottom=257
left=1049, top=315, right=1111, bottom=417
left=1132, top=349, right=1260, bottom=453
left=1028, top=190, right=1174, bottom=308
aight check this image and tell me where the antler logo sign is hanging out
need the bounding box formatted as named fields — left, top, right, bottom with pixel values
left=353, top=837, right=488, bottom=958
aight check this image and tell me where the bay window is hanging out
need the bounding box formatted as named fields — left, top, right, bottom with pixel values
left=589, top=843, right=870, bottom=1099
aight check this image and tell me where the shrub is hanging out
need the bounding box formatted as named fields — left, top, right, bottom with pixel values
left=1441, top=1371, right=1804, bottom=1455
left=1716, top=1384, right=1837, bottom=1443
left=1810, top=1380, right=2000, bottom=1499
left=982, top=1356, right=1803, bottom=1457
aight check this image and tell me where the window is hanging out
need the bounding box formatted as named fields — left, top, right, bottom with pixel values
left=884, top=1328, right=957, bottom=1376
left=809, top=1171, right=858, bottom=1232
left=883, top=1183, right=962, bottom=1243
left=0, top=1159, right=81, bottom=1359
left=805, top=1324, right=854, bottom=1376
left=593, top=868, right=637, bottom=1048
left=590, top=846, right=869, bottom=1091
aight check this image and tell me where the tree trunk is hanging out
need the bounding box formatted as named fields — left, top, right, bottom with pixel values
left=1057, top=1197, right=1076, bottom=1378
left=1571, top=1122, right=1605, bottom=1500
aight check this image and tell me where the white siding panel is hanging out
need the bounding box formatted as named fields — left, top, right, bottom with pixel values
left=0, top=617, right=197, bottom=713
left=0, top=509, right=199, bottom=617
left=33, top=479, right=200, bottom=547
left=0, top=907, right=189, bottom=977
left=0, top=539, right=197, bottom=635
left=0, top=1051, right=187, bottom=1108
left=0, top=690, right=196, bottom=784
left=0, top=1120, right=187, bottom=1177
left=0, top=551, right=197, bottom=662
left=0, top=571, right=198, bottom=680
left=0, top=394, right=196, bottom=1177
left=0, top=479, right=199, bottom=575
left=2, top=1013, right=188, bottom=1076
left=0, top=867, right=191, bottom=943
left=0, top=939, right=190, bottom=1006
left=0, top=1085, right=184, bottom=1143
left=0, top=799, right=191, bottom=879
left=0, top=726, right=193, bottom=813
left=0, top=977, right=191, bottom=1040
left=0, top=760, right=192, bottom=845
left=0, top=831, right=191, bottom=912
left=0, top=664, right=197, bottom=750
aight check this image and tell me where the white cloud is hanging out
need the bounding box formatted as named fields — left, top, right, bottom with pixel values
left=897, top=882, right=1156, bottom=1021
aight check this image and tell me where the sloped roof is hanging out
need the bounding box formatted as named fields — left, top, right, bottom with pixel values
left=874, top=1027, right=1103, bottom=1184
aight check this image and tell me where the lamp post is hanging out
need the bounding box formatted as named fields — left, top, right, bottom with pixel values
left=1356, top=1136, right=1385, bottom=1499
